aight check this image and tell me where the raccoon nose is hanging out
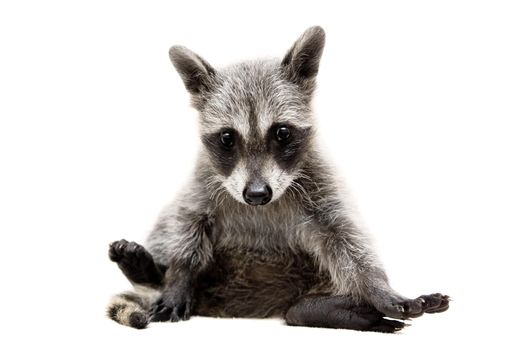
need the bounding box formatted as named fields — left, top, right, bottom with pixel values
left=243, top=181, right=272, bottom=206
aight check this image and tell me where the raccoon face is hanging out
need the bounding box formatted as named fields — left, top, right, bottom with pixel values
left=201, top=116, right=313, bottom=205
left=169, top=27, right=325, bottom=205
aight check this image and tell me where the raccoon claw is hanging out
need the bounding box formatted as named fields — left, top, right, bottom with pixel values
left=149, top=305, right=171, bottom=322
left=350, top=305, right=407, bottom=333
left=149, top=301, right=191, bottom=322
left=170, top=302, right=191, bottom=322
left=369, top=318, right=407, bottom=333
left=420, top=293, right=450, bottom=314
left=377, top=293, right=450, bottom=319
left=149, top=288, right=193, bottom=323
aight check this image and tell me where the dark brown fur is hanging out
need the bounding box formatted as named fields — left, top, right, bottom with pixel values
left=192, top=248, right=332, bottom=318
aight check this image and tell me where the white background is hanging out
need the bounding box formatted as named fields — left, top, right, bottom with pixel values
left=1, top=0, right=524, bottom=348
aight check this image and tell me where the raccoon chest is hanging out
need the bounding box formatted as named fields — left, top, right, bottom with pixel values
left=212, top=204, right=306, bottom=251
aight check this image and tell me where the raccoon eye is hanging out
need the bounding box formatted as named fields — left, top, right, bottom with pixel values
left=220, top=131, right=235, bottom=148
left=276, top=126, right=290, bottom=141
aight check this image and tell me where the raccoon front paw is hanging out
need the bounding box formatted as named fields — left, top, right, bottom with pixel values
left=149, top=285, right=193, bottom=322
left=376, top=293, right=450, bottom=319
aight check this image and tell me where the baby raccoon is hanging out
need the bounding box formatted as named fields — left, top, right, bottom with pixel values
left=107, top=26, right=449, bottom=332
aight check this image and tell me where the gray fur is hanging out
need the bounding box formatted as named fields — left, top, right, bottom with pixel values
left=108, top=26, right=449, bottom=330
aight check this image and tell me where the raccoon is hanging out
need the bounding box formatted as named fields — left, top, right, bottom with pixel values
left=107, top=26, right=449, bottom=332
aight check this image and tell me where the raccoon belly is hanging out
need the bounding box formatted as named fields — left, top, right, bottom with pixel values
left=193, top=248, right=332, bottom=318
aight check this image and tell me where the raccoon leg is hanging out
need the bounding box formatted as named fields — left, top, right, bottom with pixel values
left=146, top=211, right=213, bottom=323
left=149, top=262, right=193, bottom=323
left=284, top=295, right=406, bottom=333
left=107, top=288, right=161, bottom=329
left=109, top=239, right=165, bottom=287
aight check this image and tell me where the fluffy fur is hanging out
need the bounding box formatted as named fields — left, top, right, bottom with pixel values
left=107, top=26, right=449, bottom=333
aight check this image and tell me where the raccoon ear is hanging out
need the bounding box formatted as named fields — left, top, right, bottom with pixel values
left=169, top=46, right=216, bottom=95
left=281, top=26, right=325, bottom=92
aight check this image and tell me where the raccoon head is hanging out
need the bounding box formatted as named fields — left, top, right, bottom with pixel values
left=169, top=26, right=325, bottom=206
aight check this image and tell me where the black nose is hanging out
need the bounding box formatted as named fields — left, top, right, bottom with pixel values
left=243, top=181, right=272, bottom=206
